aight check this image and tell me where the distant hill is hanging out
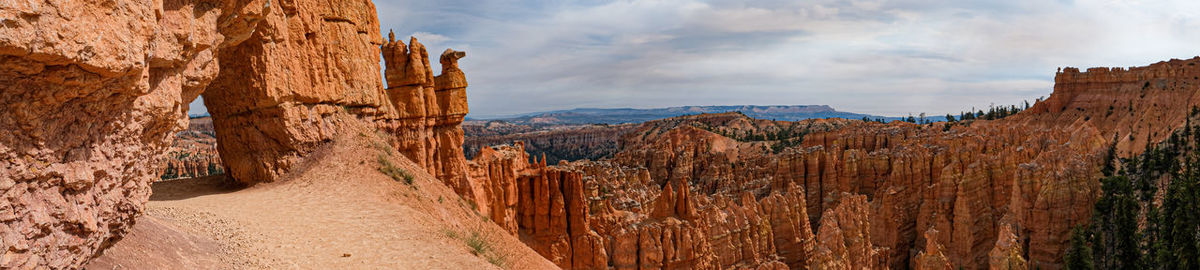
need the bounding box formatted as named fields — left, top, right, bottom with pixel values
left=471, top=105, right=919, bottom=125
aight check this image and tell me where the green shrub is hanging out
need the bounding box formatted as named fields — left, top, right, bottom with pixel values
left=464, top=231, right=506, bottom=268
left=377, top=155, right=414, bottom=185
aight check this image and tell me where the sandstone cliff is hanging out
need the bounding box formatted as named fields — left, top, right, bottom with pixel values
left=378, top=33, right=473, bottom=196
left=457, top=57, right=1200, bottom=269
left=0, top=0, right=476, bottom=267
left=4, top=0, right=1200, bottom=268
left=161, top=117, right=224, bottom=180
left=464, top=123, right=638, bottom=164
left=1, top=1, right=268, bottom=267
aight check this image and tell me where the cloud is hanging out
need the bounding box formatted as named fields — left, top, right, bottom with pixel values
left=183, top=0, right=1200, bottom=118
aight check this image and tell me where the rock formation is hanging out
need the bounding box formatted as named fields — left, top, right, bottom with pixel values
left=203, top=0, right=390, bottom=184
left=464, top=123, right=637, bottom=163
left=0, top=0, right=474, bottom=267
left=515, top=161, right=610, bottom=269
left=161, top=117, right=224, bottom=180
left=4, top=0, right=1200, bottom=268
left=0, top=0, right=268, bottom=267
left=913, top=229, right=953, bottom=270
left=455, top=57, right=1200, bottom=270
left=810, top=194, right=885, bottom=269
left=379, top=32, right=472, bottom=196
left=987, top=225, right=1028, bottom=270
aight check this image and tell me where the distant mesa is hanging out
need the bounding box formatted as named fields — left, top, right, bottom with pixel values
left=471, top=105, right=920, bottom=125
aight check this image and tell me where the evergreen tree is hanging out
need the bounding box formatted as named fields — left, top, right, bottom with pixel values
left=1090, top=176, right=1142, bottom=269
left=1065, top=226, right=1096, bottom=270
left=1156, top=155, right=1200, bottom=269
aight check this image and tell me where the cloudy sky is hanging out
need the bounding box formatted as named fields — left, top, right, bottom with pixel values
left=190, top=0, right=1200, bottom=118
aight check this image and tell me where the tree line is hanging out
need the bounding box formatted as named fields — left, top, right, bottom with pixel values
left=1065, top=112, right=1200, bottom=270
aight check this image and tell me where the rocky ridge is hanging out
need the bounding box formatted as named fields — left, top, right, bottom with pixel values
left=3, top=0, right=1200, bottom=268
left=458, top=57, right=1200, bottom=269
left=0, top=0, right=479, bottom=268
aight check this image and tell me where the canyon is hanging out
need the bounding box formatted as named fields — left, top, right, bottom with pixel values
left=161, top=117, right=224, bottom=180
left=460, top=59, right=1200, bottom=269
left=0, top=0, right=500, bottom=268
left=2, top=0, right=1200, bottom=269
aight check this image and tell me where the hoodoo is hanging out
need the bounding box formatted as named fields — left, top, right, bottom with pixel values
left=3, top=0, right=1199, bottom=269
left=457, top=58, right=1200, bottom=269
left=0, top=0, right=476, bottom=268
left=379, top=31, right=472, bottom=196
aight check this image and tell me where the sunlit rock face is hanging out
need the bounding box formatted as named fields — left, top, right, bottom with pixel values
left=0, top=0, right=477, bottom=267
left=204, top=0, right=391, bottom=184
left=461, top=58, right=1200, bottom=269
left=0, top=0, right=267, bottom=267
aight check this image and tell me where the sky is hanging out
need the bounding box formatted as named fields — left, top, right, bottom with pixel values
left=190, top=0, right=1200, bottom=118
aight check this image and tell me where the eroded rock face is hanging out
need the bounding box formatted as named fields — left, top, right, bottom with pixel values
left=379, top=32, right=472, bottom=195
left=465, top=143, right=531, bottom=234
left=161, top=117, right=224, bottom=180
left=987, top=225, right=1028, bottom=270
left=0, top=0, right=268, bottom=267
left=914, top=229, right=952, bottom=270
left=464, top=123, right=637, bottom=164
left=811, top=194, right=885, bottom=269
left=0, top=0, right=476, bottom=267
left=458, top=57, right=1200, bottom=270
left=205, top=0, right=390, bottom=184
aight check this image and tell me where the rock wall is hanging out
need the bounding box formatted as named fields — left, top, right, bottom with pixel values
left=161, top=117, right=224, bottom=180
left=465, top=143, right=532, bottom=234
left=0, top=0, right=476, bottom=268
left=379, top=32, right=472, bottom=195
left=0, top=0, right=267, bottom=267
left=204, top=0, right=390, bottom=184
left=810, top=194, right=885, bottom=269
left=466, top=144, right=846, bottom=269
left=459, top=57, right=1200, bottom=270
left=464, top=124, right=637, bottom=164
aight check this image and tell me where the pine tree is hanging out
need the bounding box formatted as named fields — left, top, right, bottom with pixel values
left=1157, top=155, right=1200, bottom=269
left=1091, top=176, right=1142, bottom=269
left=1065, top=226, right=1096, bottom=270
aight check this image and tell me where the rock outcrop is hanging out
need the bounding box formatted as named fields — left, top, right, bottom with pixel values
left=810, top=194, right=885, bottom=269
left=465, top=143, right=532, bottom=234
left=0, top=0, right=268, bottom=267
left=203, top=0, right=390, bottom=184
left=464, top=123, right=637, bottom=164
left=914, top=229, right=952, bottom=270
left=515, top=162, right=610, bottom=269
left=379, top=32, right=472, bottom=195
left=161, top=117, right=224, bottom=180
left=456, top=57, right=1200, bottom=270
left=987, top=225, right=1028, bottom=270
left=0, top=0, right=475, bottom=268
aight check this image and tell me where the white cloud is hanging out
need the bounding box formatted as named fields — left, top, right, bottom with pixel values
left=360, top=0, right=1200, bottom=118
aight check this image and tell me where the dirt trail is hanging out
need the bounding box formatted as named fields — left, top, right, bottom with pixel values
left=87, top=134, right=557, bottom=270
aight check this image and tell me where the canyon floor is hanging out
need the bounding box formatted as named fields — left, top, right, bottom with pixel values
left=86, top=133, right=556, bottom=270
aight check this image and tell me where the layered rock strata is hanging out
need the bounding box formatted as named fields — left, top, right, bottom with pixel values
left=379, top=32, right=472, bottom=195
left=0, top=0, right=268, bottom=267
left=462, top=57, right=1200, bottom=270
left=204, top=0, right=391, bottom=184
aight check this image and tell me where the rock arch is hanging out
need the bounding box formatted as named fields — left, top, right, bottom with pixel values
left=0, top=0, right=470, bottom=268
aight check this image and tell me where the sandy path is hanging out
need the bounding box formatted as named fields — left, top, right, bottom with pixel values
left=89, top=136, right=557, bottom=270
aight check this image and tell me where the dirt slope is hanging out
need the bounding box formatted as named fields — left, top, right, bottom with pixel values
left=87, top=130, right=557, bottom=270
